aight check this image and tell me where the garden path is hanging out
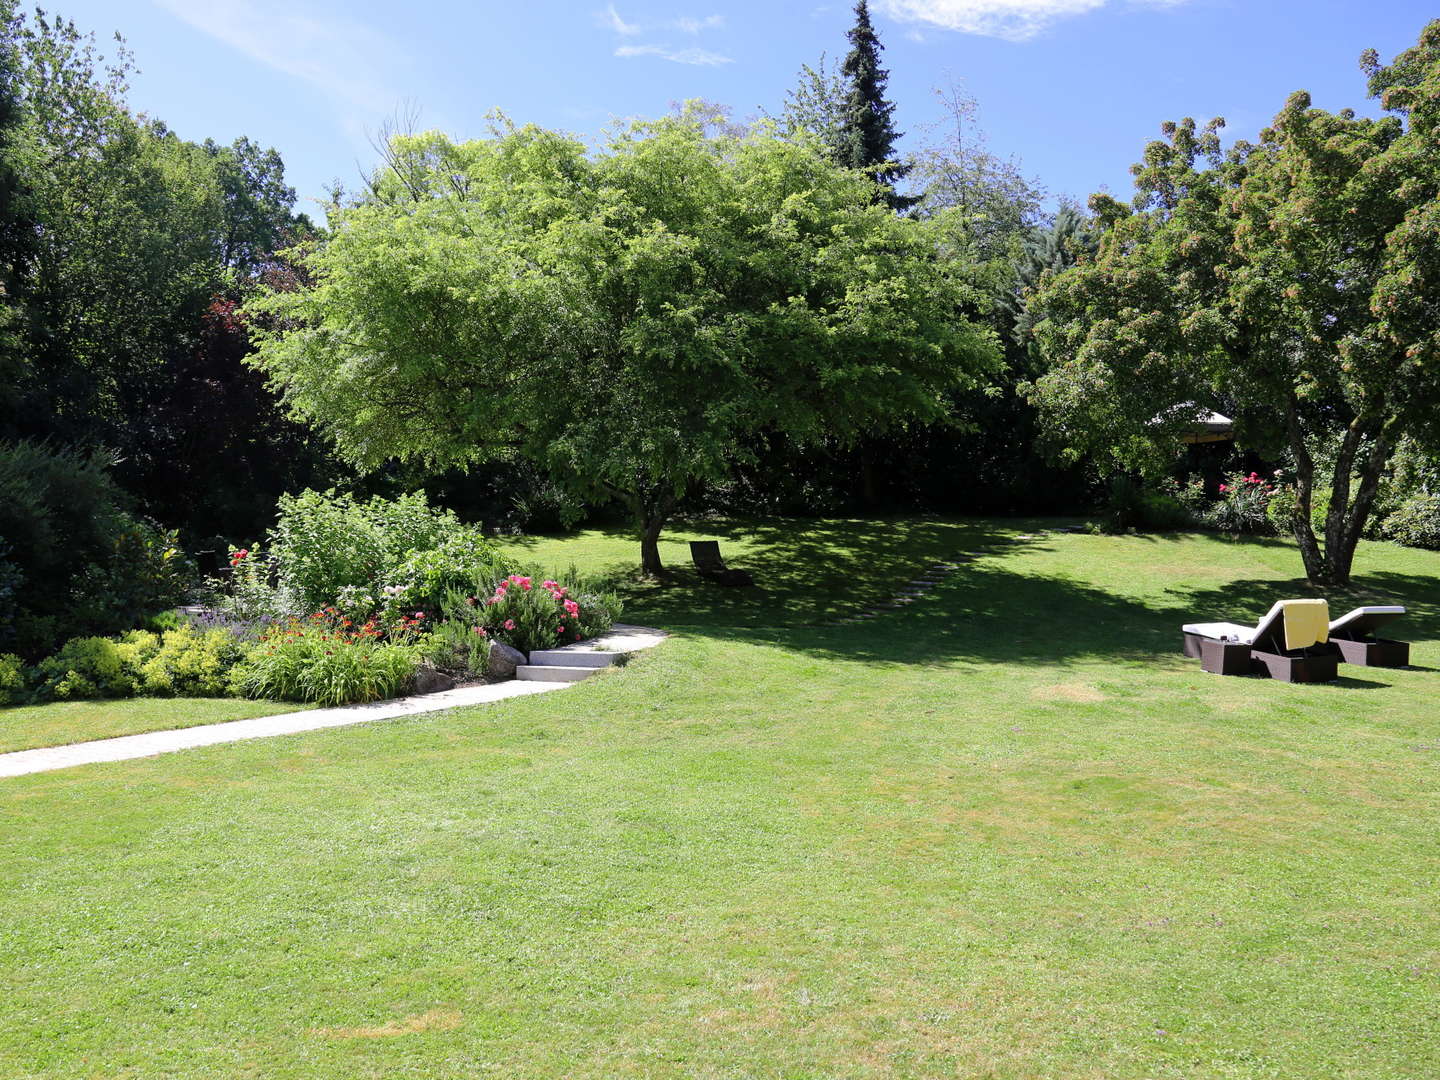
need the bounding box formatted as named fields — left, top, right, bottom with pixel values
left=0, top=625, right=667, bottom=780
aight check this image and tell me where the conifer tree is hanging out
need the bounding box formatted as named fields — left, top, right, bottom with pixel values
left=837, top=1, right=916, bottom=210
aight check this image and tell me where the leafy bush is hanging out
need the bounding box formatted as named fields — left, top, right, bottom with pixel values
left=1266, top=484, right=1331, bottom=536
left=377, top=533, right=516, bottom=621
left=421, top=617, right=491, bottom=678
left=31, top=634, right=152, bottom=700
left=0, top=441, right=196, bottom=657
left=1099, top=476, right=1195, bottom=533
left=470, top=575, right=615, bottom=655
left=268, top=489, right=485, bottom=613
left=229, top=618, right=423, bottom=705
left=133, top=625, right=249, bottom=697
left=1205, top=471, right=1275, bottom=534
left=0, top=653, right=24, bottom=706
left=29, top=627, right=248, bottom=700
left=1380, top=492, right=1440, bottom=550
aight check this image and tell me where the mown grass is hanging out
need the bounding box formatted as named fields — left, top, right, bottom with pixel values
left=0, top=696, right=307, bottom=755
left=1, top=520, right=1437, bottom=1079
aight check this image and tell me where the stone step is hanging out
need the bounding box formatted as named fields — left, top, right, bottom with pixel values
left=516, top=664, right=600, bottom=683
left=528, top=649, right=619, bottom=668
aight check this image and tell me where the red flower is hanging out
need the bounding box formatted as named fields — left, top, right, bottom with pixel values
left=229, top=548, right=249, bottom=566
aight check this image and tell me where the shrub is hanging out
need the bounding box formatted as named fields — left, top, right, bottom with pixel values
left=29, top=627, right=251, bottom=701
left=1099, top=476, right=1194, bottom=533
left=229, top=618, right=423, bottom=705
left=375, top=533, right=516, bottom=622
left=469, top=574, right=615, bottom=655
left=31, top=634, right=152, bottom=700
left=1266, top=484, right=1331, bottom=536
left=134, top=625, right=249, bottom=697
left=1205, top=471, right=1275, bottom=534
left=0, top=441, right=196, bottom=658
left=422, top=617, right=491, bottom=678
left=268, top=489, right=485, bottom=613
left=1381, top=492, right=1440, bottom=550
left=0, top=653, right=24, bottom=706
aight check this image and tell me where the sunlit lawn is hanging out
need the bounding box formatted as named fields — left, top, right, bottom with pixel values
left=2, top=519, right=1438, bottom=1078
left=0, top=696, right=308, bottom=755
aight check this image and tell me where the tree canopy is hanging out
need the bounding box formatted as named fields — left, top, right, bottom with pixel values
left=248, top=111, right=1000, bottom=571
left=1027, top=20, right=1440, bottom=586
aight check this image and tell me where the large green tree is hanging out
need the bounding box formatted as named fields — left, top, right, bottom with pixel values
left=248, top=112, right=999, bottom=572
left=1028, top=21, right=1440, bottom=587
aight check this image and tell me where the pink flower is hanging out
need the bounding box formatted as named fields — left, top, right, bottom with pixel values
left=1218, top=484, right=1228, bottom=493
left=542, top=580, right=559, bottom=590
left=486, top=597, right=498, bottom=606
left=504, top=619, right=516, bottom=631
left=473, top=626, right=487, bottom=636
left=563, top=599, right=579, bottom=616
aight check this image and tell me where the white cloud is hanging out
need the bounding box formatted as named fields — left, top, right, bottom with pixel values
left=615, top=43, right=733, bottom=66
left=153, top=0, right=401, bottom=119
left=875, top=0, right=1188, bottom=42
left=598, top=3, right=642, bottom=35
left=675, top=14, right=725, bottom=34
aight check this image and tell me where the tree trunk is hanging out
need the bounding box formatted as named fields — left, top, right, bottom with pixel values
left=639, top=516, right=665, bottom=576
left=1284, top=396, right=1328, bottom=585
left=634, top=487, right=677, bottom=577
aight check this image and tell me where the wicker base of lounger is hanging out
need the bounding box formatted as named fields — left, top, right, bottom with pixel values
left=1199, top=638, right=1255, bottom=676
left=1332, top=637, right=1410, bottom=667
left=1251, top=649, right=1339, bottom=683
left=1181, top=633, right=1207, bottom=659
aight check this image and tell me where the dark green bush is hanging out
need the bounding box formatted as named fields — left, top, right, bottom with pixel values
left=0, top=441, right=195, bottom=658
left=1381, top=493, right=1440, bottom=550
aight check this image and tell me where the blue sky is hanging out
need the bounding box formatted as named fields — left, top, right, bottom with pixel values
left=51, top=1, right=1438, bottom=221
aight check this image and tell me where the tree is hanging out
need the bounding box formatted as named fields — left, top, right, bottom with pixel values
left=837, top=1, right=916, bottom=211
left=1027, top=21, right=1440, bottom=586
left=248, top=112, right=1000, bottom=573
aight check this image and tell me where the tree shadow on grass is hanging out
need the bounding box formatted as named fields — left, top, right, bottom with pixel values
left=639, top=556, right=1440, bottom=671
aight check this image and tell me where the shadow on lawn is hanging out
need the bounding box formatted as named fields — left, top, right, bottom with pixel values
left=609, top=521, right=1440, bottom=669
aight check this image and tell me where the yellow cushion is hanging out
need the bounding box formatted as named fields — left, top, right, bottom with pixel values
left=1281, top=599, right=1329, bottom=651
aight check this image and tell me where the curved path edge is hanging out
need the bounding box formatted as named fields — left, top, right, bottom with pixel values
left=0, top=624, right=667, bottom=780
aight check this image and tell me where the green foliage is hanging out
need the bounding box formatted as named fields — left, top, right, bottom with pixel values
left=248, top=113, right=998, bottom=572
left=421, top=617, right=491, bottom=678
left=1205, top=472, right=1276, bottom=535
left=0, top=651, right=23, bottom=706
left=266, top=489, right=498, bottom=614
left=0, top=7, right=328, bottom=542
left=132, top=624, right=248, bottom=697
left=1380, top=492, right=1440, bottom=550
left=1027, top=24, right=1440, bottom=586
left=0, top=440, right=194, bottom=657
left=28, top=626, right=246, bottom=700
left=1267, top=484, right=1331, bottom=536
left=1099, top=475, right=1193, bottom=534
left=229, top=620, right=422, bottom=706
left=467, top=574, right=618, bottom=656
left=32, top=634, right=146, bottom=700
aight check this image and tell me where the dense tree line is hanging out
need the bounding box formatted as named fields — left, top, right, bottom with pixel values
left=0, top=3, right=333, bottom=547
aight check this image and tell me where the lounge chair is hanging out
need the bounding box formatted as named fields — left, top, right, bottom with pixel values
left=690, top=540, right=754, bottom=586
left=1328, top=606, right=1409, bottom=667
left=1182, top=598, right=1338, bottom=683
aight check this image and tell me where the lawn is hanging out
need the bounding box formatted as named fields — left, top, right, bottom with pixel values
left=0, top=697, right=308, bottom=755
left=1, top=519, right=1438, bottom=1079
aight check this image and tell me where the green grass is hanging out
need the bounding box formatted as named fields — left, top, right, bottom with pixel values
left=2, top=519, right=1438, bottom=1078
left=0, top=696, right=308, bottom=754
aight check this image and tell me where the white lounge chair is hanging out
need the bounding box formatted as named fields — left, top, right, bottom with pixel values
left=1182, top=599, right=1338, bottom=682
left=1327, top=606, right=1409, bottom=667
